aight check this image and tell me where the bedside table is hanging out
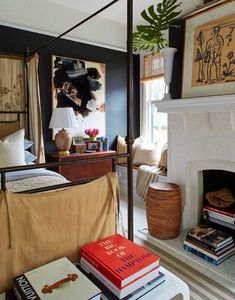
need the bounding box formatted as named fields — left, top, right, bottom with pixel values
left=46, top=150, right=116, bottom=181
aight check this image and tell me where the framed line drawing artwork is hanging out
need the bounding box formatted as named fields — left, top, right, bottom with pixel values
left=182, top=1, right=235, bottom=98
left=51, top=55, right=106, bottom=138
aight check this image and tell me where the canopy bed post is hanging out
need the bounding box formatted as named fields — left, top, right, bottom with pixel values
left=126, top=0, right=134, bottom=241
left=1, top=172, right=6, bottom=191
left=24, top=48, right=30, bottom=138
left=0, top=0, right=134, bottom=238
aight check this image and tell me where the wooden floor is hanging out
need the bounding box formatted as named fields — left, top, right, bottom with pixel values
left=120, top=198, right=235, bottom=300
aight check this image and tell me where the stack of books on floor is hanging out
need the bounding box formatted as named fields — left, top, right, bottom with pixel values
left=184, top=226, right=235, bottom=265
left=80, top=233, right=165, bottom=300
left=203, top=203, right=235, bottom=230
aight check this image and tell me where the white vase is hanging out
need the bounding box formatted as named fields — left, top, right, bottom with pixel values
left=160, top=47, right=177, bottom=100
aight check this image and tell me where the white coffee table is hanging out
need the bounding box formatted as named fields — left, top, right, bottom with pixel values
left=140, top=266, right=190, bottom=300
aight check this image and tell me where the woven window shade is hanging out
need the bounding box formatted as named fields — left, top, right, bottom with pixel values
left=142, top=52, right=164, bottom=82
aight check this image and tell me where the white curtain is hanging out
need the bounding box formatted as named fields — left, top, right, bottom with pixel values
left=27, top=54, right=45, bottom=163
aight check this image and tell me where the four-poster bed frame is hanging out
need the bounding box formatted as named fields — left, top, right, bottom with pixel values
left=0, top=0, right=135, bottom=240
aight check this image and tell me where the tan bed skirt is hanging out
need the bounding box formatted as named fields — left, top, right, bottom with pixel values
left=0, top=172, right=119, bottom=292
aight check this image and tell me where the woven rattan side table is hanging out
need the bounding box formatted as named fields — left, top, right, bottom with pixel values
left=146, top=182, right=181, bottom=239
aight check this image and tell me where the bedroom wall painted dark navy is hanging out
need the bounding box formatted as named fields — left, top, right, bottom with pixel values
left=0, top=25, right=140, bottom=151
left=169, top=20, right=185, bottom=100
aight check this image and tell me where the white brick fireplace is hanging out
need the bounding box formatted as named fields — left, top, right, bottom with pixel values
left=156, top=94, right=235, bottom=230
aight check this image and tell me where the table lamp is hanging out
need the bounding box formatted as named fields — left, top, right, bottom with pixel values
left=49, top=107, right=77, bottom=155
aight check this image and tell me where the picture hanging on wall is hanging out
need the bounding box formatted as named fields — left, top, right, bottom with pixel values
left=182, top=1, right=235, bottom=98
left=51, top=55, right=105, bottom=138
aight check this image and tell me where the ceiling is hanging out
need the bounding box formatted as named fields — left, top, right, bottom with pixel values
left=0, top=0, right=203, bottom=50
left=46, top=0, right=203, bottom=27
left=47, top=0, right=160, bottom=27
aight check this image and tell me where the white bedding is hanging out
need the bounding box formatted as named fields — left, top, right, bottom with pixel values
left=4, top=168, right=65, bottom=182
left=1, top=169, right=69, bottom=192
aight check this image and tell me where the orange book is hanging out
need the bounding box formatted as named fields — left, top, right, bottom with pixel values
left=80, top=234, right=160, bottom=289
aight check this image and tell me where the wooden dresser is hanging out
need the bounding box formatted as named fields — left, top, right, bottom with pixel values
left=46, top=150, right=116, bottom=181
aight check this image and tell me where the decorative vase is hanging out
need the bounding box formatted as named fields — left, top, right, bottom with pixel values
left=160, top=47, right=177, bottom=100
left=55, top=128, right=72, bottom=155
left=89, top=136, right=97, bottom=141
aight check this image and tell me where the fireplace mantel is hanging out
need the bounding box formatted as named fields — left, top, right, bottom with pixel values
left=161, top=91, right=235, bottom=231
left=156, top=94, right=235, bottom=113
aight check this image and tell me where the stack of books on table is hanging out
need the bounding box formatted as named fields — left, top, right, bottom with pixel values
left=184, top=226, right=235, bottom=265
left=80, top=233, right=165, bottom=300
left=203, top=204, right=235, bottom=230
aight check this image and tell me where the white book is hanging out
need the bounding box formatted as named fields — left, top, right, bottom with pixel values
left=184, top=240, right=235, bottom=261
left=13, top=257, right=101, bottom=300
left=208, top=216, right=235, bottom=230
left=80, top=257, right=160, bottom=299
left=203, top=208, right=235, bottom=224
left=100, top=272, right=165, bottom=300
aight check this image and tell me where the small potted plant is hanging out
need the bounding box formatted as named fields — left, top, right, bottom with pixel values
left=132, top=0, right=182, bottom=53
left=84, top=128, right=99, bottom=141
left=133, top=0, right=182, bottom=100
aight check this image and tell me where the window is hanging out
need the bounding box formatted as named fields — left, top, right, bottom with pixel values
left=141, top=52, right=167, bottom=150
left=142, top=78, right=167, bottom=149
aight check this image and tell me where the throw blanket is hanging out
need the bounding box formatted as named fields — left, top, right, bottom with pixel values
left=136, top=165, right=161, bottom=200
left=0, top=172, right=119, bottom=292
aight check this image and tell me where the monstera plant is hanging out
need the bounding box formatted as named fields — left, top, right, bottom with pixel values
left=132, top=0, right=182, bottom=52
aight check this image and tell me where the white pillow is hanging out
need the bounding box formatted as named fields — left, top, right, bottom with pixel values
left=0, top=129, right=26, bottom=168
left=116, top=135, right=146, bottom=164
left=133, top=142, right=158, bottom=166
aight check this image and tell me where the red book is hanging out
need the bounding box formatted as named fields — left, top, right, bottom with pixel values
left=80, top=234, right=160, bottom=289
left=203, top=204, right=235, bottom=218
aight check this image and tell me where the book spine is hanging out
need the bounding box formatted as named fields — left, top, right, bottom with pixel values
left=213, top=242, right=235, bottom=256
left=80, top=258, right=122, bottom=298
left=184, top=241, right=220, bottom=260
left=99, top=279, right=166, bottom=300
left=203, top=205, right=235, bottom=218
left=186, top=235, right=217, bottom=252
left=81, top=250, right=123, bottom=288
left=208, top=217, right=235, bottom=231
left=80, top=257, right=160, bottom=299
left=184, top=240, right=235, bottom=260
left=184, top=244, right=235, bottom=266
left=183, top=244, right=220, bottom=265
left=12, top=286, right=24, bottom=300
left=12, top=275, right=40, bottom=300
left=203, top=209, right=235, bottom=224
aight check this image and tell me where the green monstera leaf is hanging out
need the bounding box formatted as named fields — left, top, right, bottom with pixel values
left=133, top=0, right=182, bottom=52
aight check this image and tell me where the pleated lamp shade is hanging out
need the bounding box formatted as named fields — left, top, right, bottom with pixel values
left=49, top=107, right=77, bottom=129
left=49, top=107, right=77, bottom=155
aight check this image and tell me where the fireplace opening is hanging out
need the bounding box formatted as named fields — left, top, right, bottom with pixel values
left=202, top=170, right=235, bottom=236
left=203, top=170, right=235, bottom=199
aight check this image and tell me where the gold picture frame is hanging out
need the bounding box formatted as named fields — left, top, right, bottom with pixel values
left=182, top=1, right=235, bottom=98
left=72, top=136, right=84, bottom=145
left=86, top=141, right=100, bottom=151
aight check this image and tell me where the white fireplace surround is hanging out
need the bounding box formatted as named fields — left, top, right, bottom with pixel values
left=156, top=94, right=235, bottom=230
